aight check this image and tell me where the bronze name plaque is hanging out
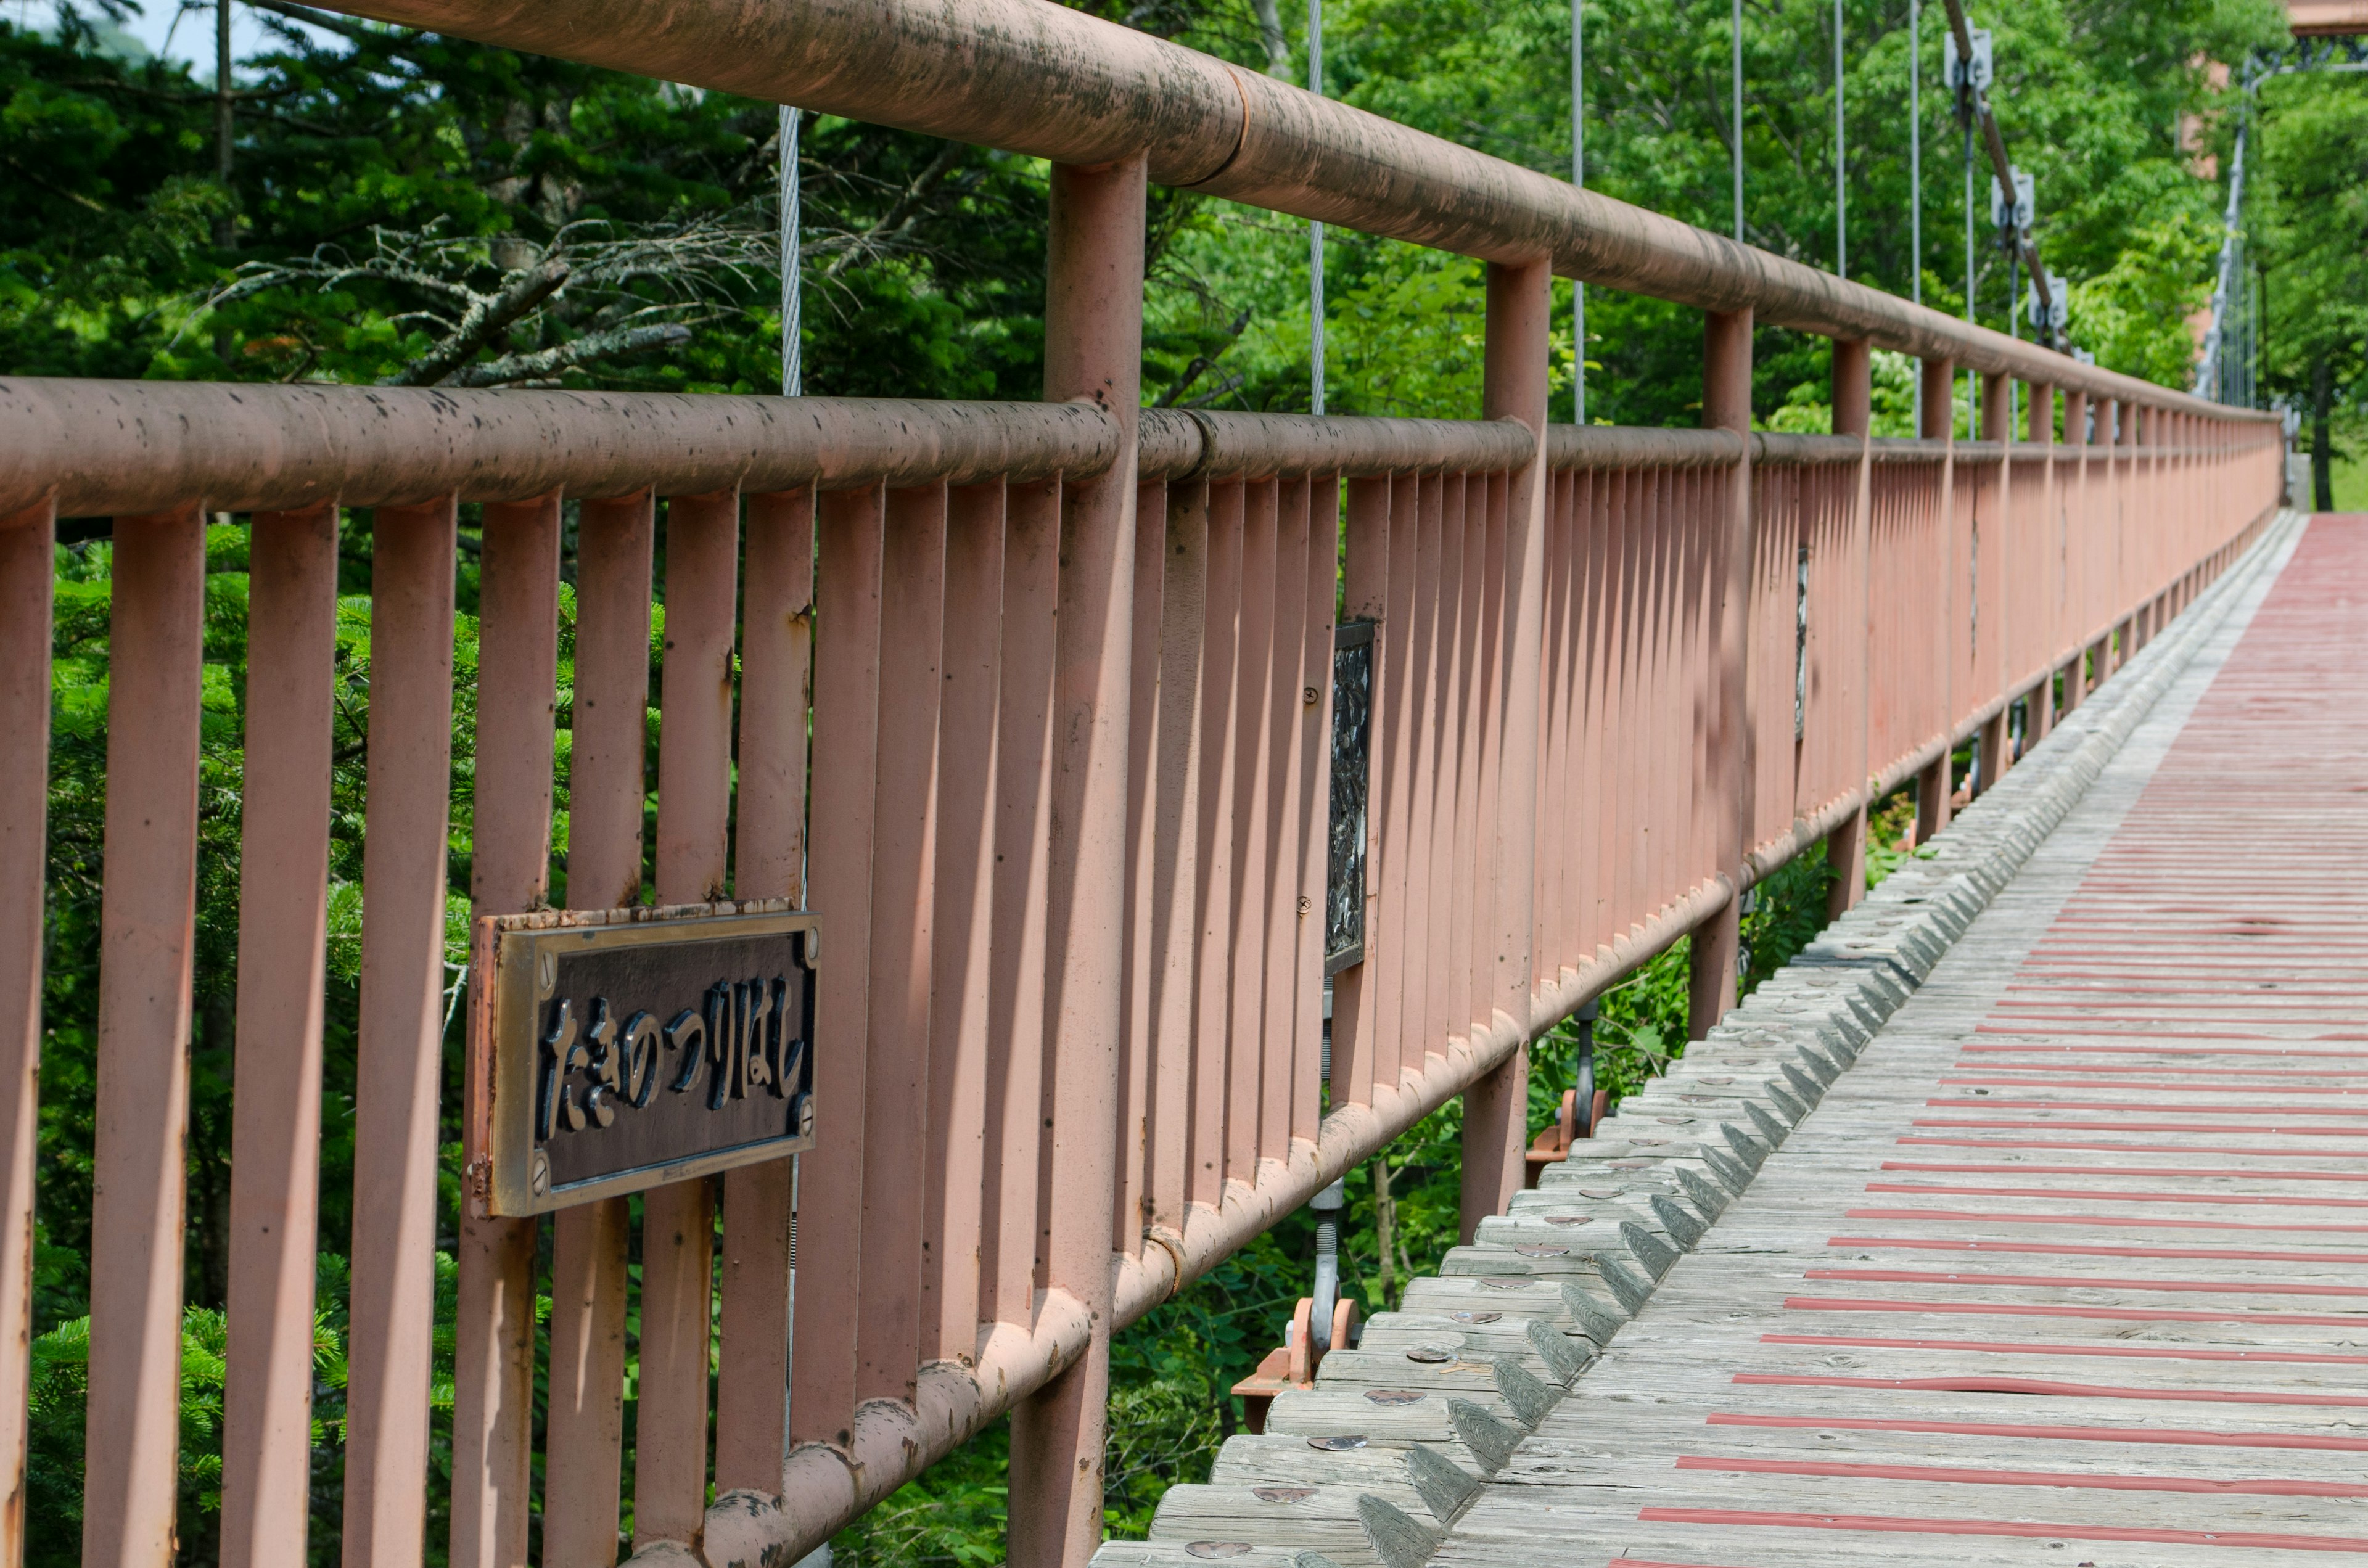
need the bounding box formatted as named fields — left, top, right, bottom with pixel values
left=467, top=904, right=816, bottom=1216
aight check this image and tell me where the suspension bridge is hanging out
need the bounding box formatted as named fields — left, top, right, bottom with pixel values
left=0, top=1, right=2345, bottom=1567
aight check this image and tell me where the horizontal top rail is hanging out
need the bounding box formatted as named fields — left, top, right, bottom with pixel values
left=0, top=378, right=1122, bottom=517
left=1, top=382, right=1550, bottom=519
left=3, top=379, right=2276, bottom=519
left=1548, top=425, right=1743, bottom=470
left=328, top=0, right=2277, bottom=422
left=1138, top=408, right=1533, bottom=480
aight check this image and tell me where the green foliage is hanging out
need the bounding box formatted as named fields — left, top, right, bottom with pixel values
left=2254, top=70, right=2368, bottom=500
left=22, top=1247, right=477, bottom=1568
left=2066, top=211, right=2221, bottom=386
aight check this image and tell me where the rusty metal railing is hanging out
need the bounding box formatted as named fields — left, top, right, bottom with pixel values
left=0, top=4, right=2292, bottom=1567
left=0, top=377, right=2279, bottom=1568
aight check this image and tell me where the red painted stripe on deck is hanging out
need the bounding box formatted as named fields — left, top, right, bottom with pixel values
left=1897, top=1136, right=2368, bottom=1157
left=1958, top=1042, right=2368, bottom=1058
left=1974, top=1025, right=2367, bottom=1041
left=1632, top=1506, right=2368, bottom=1552
left=1881, top=1160, right=2368, bottom=1182
left=1911, top=1119, right=2368, bottom=1135
left=1784, top=1294, right=2368, bottom=1328
left=1730, top=1373, right=2368, bottom=1406
left=1957, top=1043, right=2368, bottom=1058
left=1927, top=1098, right=2368, bottom=1115
left=1940, top=1077, right=2368, bottom=1092
left=1805, top=1266, right=2368, bottom=1296
left=1949, top=1065, right=2368, bottom=1078
left=1827, top=1235, right=2368, bottom=1264
left=1673, top=1455, right=2368, bottom=1497
left=1704, top=1412, right=2368, bottom=1452
left=1864, top=1181, right=2368, bottom=1208
left=1846, top=1207, right=2368, bottom=1234
left=1761, top=1332, right=2368, bottom=1365
left=1973, top=1027, right=2368, bottom=1041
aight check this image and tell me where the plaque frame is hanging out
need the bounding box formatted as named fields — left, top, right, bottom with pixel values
left=466, top=899, right=818, bottom=1217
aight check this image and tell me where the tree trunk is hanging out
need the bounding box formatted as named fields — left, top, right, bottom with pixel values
left=1370, top=1153, right=1397, bottom=1311
left=1249, top=0, right=1291, bottom=76
left=2312, top=352, right=2335, bottom=513
left=214, top=0, right=236, bottom=250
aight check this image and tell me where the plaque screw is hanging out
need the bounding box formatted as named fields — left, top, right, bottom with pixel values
left=538, top=949, right=556, bottom=996
left=530, top=1149, right=551, bottom=1197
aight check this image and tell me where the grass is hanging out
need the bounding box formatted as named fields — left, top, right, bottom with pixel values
left=2329, top=454, right=2368, bottom=513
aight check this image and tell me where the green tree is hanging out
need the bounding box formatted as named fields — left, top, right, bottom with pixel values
left=2255, top=69, right=2368, bottom=507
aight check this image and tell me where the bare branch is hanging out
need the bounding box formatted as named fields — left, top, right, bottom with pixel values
left=819, top=140, right=969, bottom=282
left=445, top=322, right=692, bottom=387
left=385, top=257, right=570, bottom=385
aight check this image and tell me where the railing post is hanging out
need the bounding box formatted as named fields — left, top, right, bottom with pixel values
left=1690, top=308, right=1752, bottom=1039
left=1827, top=339, right=1872, bottom=919
left=1007, top=150, right=1145, bottom=1568
left=0, top=504, right=49, bottom=1568
left=1459, top=255, right=1550, bottom=1241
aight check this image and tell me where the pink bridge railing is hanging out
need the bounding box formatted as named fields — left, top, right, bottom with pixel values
left=0, top=4, right=2286, bottom=1567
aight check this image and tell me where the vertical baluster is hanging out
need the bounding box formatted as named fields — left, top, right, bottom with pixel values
left=1576, top=470, right=1612, bottom=958
left=1148, top=480, right=1208, bottom=1233
left=82, top=504, right=208, bottom=1566
left=636, top=488, right=741, bottom=1545
left=1534, top=469, right=1575, bottom=989
left=792, top=484, right=882, bottom=1450
left=1397, top=477, right=1443, bottom=1081
left=854, top=484, right=947, bottom=1413
left=1695, top=466, right=1724, bottom=887
left=1471, top=469, right=1509, bottom=1026
left=1439, top=474, right=1476, bottom=1050
left=1259, top=477, right=1308, bottom=1159
left=1602, top=469, right=1636, bottom=943
left=715, top=488, right=814, bottom=1493
left=454, top=496, right=610, bottom=1568
left=1189, top=480, right=1241, bottom=1213
left=1439, top=474, right=1478, bottom=1042
left=0, top=502, right=49, bottom=1568
left=1119, top=479, right=1164, bottom=1254
left=1638, top=465, right=1667, bottom=927
left=81, top=506, right=206, bottom=1568
left=1328, top=477, right=1389, bottom=1112
left=1669, top=464, right=1695, bottom=894
left=1291, top=475, right=1336, bottom=1145
left=540, top=489, right=652, bottom=1567
left=343, top=496, right=459, bottom=1568
left=982, top=479, right=1056, bottom=1326
left=921, top=483, right=1003, bottom=1367
left=1371, top=473, right=1420, bottom=1099
left=1642, top=464, right=1674, bottom=921
left=1642, top=464, right=1672, bottom=917
left=1426, top=474, right=1466, bottom=1062
left=1226, top=478, right=1276, bottom=1182
left=215, top=500, right=338, bottom=1567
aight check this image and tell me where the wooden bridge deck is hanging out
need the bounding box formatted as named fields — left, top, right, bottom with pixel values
left=1444, top=514, right=2368, bottom=1566
left=1103, top=513, right=2365, bottom=1568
